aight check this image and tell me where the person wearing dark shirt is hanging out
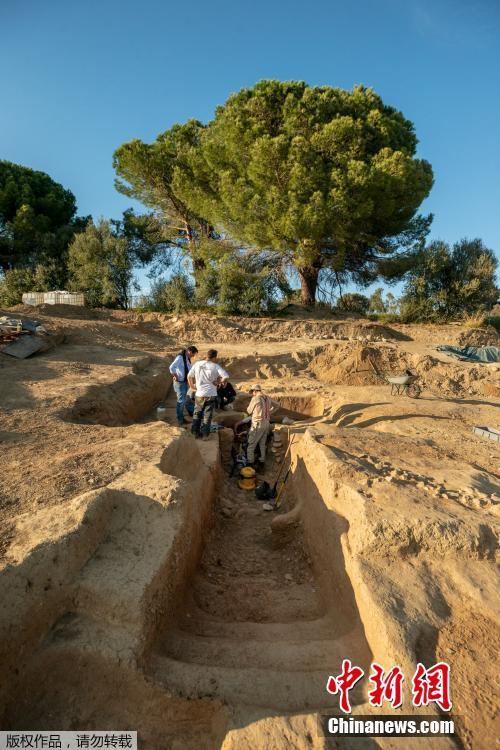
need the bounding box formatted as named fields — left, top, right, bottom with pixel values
left=169, top=345, right=198, bottom=426
left=217, top=381, right=236, bottom=410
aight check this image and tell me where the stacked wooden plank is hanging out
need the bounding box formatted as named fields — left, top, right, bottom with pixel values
left=0, top=318, right=24, bottom=345
left=0, top=316, right=49, bottom=358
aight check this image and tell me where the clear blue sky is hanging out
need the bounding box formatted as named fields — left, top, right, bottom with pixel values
left=1, top=0, right=499, bottom=292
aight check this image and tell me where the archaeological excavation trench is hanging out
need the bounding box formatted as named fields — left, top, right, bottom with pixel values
left=149, top=456, right=372, bottom=714
left=62, top=356, right=171, bottom=425
left=1, top=421, right=378, bottom=741
left=2, top=355, right=475, bottom=749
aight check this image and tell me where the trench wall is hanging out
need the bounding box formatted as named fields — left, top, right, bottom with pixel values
left=233, top=392, right=325, bottom=421
left=289, top=430, right=417, bottom=679
left=0, top=428, right=221, bottom=725
left=0, top=488, right=116, bottom=713
left=65, top=364, right=171, bottom=425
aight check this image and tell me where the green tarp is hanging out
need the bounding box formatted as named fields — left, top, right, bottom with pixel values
left=437, top=345, right=500, bottom=363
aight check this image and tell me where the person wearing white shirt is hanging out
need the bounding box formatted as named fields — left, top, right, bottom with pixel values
left=169, top=345, right=198, bottom=426
left=187, top=349, right=229, bottom=439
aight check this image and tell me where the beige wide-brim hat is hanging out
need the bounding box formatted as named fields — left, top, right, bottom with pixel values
left=250, top=384, right=262, bottom=392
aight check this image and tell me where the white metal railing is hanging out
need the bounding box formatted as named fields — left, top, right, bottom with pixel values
left=22, top=291, right=85, bottom=306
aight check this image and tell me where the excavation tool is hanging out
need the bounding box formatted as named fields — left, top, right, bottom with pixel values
left=262, top=465, right=292, bottom=512
left=255, top=431, right=295, bottom=508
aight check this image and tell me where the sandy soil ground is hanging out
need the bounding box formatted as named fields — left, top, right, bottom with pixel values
left=0, top=304, right=498, bottom=749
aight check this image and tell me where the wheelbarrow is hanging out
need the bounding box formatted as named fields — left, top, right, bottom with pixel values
left=368, top=359, right=422, bottom=398
left=386, top=372, right=422, bottom=398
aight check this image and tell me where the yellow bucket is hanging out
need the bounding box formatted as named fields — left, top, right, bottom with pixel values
left=238, top=478, right=256, bottom=490
left=240, top=466, right=256, bottom=479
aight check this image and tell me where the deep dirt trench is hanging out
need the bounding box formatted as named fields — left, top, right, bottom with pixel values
left=59, top=365, right=372, bottom=718
left=4, top=345, right=491, bottom=748
left=150, top=446, right=372, bottom=715
left=1, top=422, right=373, bottom=748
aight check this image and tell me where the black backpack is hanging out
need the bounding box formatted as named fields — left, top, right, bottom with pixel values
left=255, top=481, right=277, bottom=500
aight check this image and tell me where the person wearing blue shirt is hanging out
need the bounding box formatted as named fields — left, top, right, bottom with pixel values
left=169, top=345, right=198, bottom=426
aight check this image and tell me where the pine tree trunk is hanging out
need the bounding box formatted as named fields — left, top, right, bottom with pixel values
left=184, top=220, right=206, bottom=284
left=298, top=265, right=319, bottom=306
left=191, top=255, right=206, bottom=288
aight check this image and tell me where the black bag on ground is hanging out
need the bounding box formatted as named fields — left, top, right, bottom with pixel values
left=255, top=481, right=277, bottom=500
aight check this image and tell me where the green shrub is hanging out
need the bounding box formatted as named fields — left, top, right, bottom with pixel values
left=400, top=238, right=498, bottom=321
left=486, top=316, right=500, bottom=333
left=195, top=252, right=290, bottom=316
left=67, top=219, right=134, bottom=308
left=368, top=288, right=386, bottom=314
left=399, top=298, right=441, bottom=323
left=149, top=274, right=194, bottom=313
left=0, top=267, right=36, bottom=306
left=336, top=293, right=370, bottom=315
left=462, top=311, right=488, bottom=328
left=367, top=312, right=401, bottom=324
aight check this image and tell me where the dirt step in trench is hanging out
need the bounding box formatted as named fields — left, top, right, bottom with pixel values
left=150, top=473, right=371, bottom=714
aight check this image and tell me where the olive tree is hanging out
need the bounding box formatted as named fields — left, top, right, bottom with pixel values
left=400, top=238, right=498, bottom=321
left=67, top=219, right=136, bottom=308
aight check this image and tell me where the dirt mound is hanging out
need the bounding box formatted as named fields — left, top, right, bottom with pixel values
left=223, top=351, right=311, bottom=380
left=410, top=353, right=497, bottom=398
left=331, top=321, right=410, bottom=342
left=8, top=303, right=102, bottom=320
left=481, top=381, right=500, bottom=398
left=309, top=343, right=495, bottom=397
left=278, top=303, right=337, bottom=319
left=309, top=344, right=406, bottom=385
left=6, top=306, right=408, bottom=346
left=456, top=326, right=500, bottom=347
left=128, top=312, right=408, bottom=344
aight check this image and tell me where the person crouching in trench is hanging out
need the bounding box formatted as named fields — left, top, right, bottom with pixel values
left=246, top=384, right=279, bottom=466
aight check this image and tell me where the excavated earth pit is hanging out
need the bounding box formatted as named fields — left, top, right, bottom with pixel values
left=150, top=445, right=372, bottom=715
left=273, top=395, right=326, bottom=419
left=232, top=392, right=326, bottom=422
left=1, top=428, right=379, bottom=747
left=62, top=355, right=171, bottom=425
left=1, top=339, right=498, bottom=749
left=3, top=416, right=488, bottom=748
left=2, top=436, right=371, bottom=748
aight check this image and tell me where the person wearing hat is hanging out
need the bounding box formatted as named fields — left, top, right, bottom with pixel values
left=246, top=384, right=280, bottom=466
